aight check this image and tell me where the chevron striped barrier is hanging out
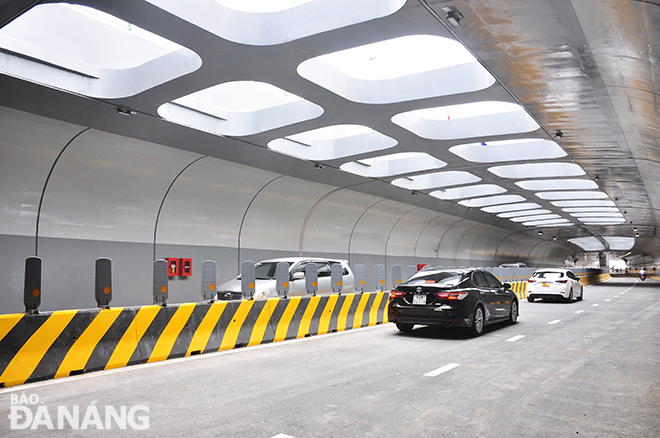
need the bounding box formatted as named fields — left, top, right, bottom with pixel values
left=0, top=292, right=389, bottom=388
left=509, top=281, right=528, bottom=301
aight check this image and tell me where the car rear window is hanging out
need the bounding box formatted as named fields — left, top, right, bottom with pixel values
left=405, top=271, right=465, bottom=287
left=533, top=271, right=564, bottom=280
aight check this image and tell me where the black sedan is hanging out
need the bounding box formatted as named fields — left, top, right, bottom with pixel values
left=388, top=268, right=518, bottom=336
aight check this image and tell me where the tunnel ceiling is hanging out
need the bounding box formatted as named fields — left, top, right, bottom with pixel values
left=0, top=0, right=658, bottom=259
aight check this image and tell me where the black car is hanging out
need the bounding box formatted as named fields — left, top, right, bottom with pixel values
left=388, top=268, right=518, bottom=336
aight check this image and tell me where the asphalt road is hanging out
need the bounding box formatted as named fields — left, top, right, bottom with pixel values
left=1, top=277, right=659, bottom=437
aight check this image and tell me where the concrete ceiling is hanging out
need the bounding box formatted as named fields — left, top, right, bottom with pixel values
left=0, top=0, right=658, bottom=262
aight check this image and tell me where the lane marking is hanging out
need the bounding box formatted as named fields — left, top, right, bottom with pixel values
left=271, top=435, right=294, bottom=438
left=592, top=304, right=599, bottom=307
left=424, top=363, right=460, bottom=377
left=506, top=335, right=525, bottom=343
left=548, top=320, right=561, bottom=325
left=605, top=299, right=611, bottom=302
left=575, top=310, right=584, bottom=314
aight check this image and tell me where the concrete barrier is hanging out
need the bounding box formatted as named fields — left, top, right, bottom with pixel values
left=0, top=292, right=389, bottom=388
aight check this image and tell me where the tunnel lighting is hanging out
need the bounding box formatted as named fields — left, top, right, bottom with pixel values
left=522, top=218, right=571, bottom=226
left=297, top=35, right=495, bottom=104
left=552, top=200, right=616, bottom=208
left=579, top=218, right=626, bottom=225
left=569, top=212, right=624, bottom=218
left=450, top=139, right=566, bottom=163
left=158, top=81, right=323, bottom=137
left=497, top=209, right=551, bottom=218
left=430, top=184, right=506, bottom=201
left=561, top=207, right=620, bottom=213
left=535, top=191, right=609, bottom=200
left=458, top=194, right=526, bottom=208
left=392, top=171, right=480, bottom=190
left=481, top=202, right=541, bottom=214
left=0, top=4, right=201, bottom=99
left=603, top=236, right=634, bottom=250
left=144, top=0, right=406, bottom=45
left=268, top=125, right=396, bottom=161
left=568, top=237, right=605, bottom=251
left=488, top=162, right=585, bottom=179
left=515, top=179, right=598, bottom=191
left=392, top=101, right=539, bottom=140
left=340, top=152, right=446, bottom=177
left=509, top=214, right=561, bottom=223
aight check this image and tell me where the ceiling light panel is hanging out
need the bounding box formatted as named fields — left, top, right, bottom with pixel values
left=430, top=184, right=506, bottom=200
left=458, top=195, right=526, bottom=208
left=0, top=4, right=201, bottom=98
left=449, top=139, right=566, bottom=163
left=568, top=237, right=605, bottom=251
left=603, top=236, right=635, bottom=251
left=509, top=214, right=562, bottom=222
left=515, top=179, right=598, bottom=191
left=392, top=101, right=539, bottom=140
left=158, top=81, right=323, bottom=136
left=268, top=125, right=396, bottom=161
left=497, top=209, right=551, bottom=218
left=552, top=200, right=616, bottom=207
left=481, top=202, right=541, bottom=214
left=340, top=152, right=446, bottom=178
left=521, top=218, right=572, bottom=226
left=561, top=207, right=621, bottom=213
left=488, top=162, right=585, bottom=179
left=145, top=0, right=406, bottom=46
left=569, top=212, right=624, bottom=218
left=391, top=171, right=480, bottom=190
left=535, top=191, right=609, bottom=200
left=297, top=35, right=495, bottom=104
left=579, top=218, right=627, bottom=224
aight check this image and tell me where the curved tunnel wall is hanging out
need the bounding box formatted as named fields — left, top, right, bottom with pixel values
left=1, top=106, right=573, bottom=313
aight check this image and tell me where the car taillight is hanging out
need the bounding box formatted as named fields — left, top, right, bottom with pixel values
left=555, top=279, right=568, bottom=283
left=435, top=291, right=468, bottom=300
left=390, top=290, right=406, bottom=298
left=527, top=279, right=536, bottom=283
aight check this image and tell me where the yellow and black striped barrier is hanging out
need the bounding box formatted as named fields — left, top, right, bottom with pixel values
left=509, top=281, right=528, bottom=301
left=0, top=292, right=389, bottom=388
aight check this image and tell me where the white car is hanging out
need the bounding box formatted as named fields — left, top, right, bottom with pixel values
left=527, top=268, right=583, bottom=303
left=216, top=257, right=355, bottom=300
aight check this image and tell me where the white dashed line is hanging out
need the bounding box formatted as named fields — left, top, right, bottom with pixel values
left=548, top=320, right=561, bottom=325
left=592, top=304, right=599, bottom=307
left=605, top=299, right=611, bottom=302
left=506, top=335, right=525, bottom=343
left=271, top=434, right=294, bottom=438
left=424, top=363, right=460, bottom=377
left=575, top=310, right=584, bottom=314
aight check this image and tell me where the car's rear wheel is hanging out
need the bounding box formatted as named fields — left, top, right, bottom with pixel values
left=509, top=300, right=518, bottom=324
left=395, top=322, right=414, bottom=332
left=577, top=286, right=584, bottom=301
left=468, top=306, right=484, bottom=336
left=527, top=296, right=535, bottom=303
left=565, top=289, right=574, bottom=303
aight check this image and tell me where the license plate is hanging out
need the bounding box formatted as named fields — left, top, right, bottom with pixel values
left=412, top=294, right=426, bottom=305
left=542, top=283, right=550, bottom=287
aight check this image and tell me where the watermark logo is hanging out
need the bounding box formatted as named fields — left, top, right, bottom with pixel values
left=8, top=393, right=149, bottom=430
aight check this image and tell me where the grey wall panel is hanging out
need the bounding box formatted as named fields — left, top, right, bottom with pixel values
left=454, top=223, right=493, bottom=267
left=239, top=176, right=336, bottom=253
left=0, top=107, right=84, bottom=237
left=301, top=189, right=382, bottom=258
left=437, top=220, right=478, bottom=267
left=38, top=129, right=201, bottom=243
left=414, top=215, right=463, bottom=264
left=155, top=156, right=279, bottom=248
left=385, top=208, right=437, bottom=259
left=348, top=200, right=415, bottom=261
left=470, top=228, right=512, bottom=267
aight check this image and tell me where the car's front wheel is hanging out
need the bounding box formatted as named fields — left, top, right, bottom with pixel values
left=395, top=322, right=414, bottom=332
left=468, top=306, right=484, bottom=336
left=509, top=300, right=518, bottom=324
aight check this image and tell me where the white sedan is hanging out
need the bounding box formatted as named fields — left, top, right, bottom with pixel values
left=527, top=268, right=583, bottom=303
